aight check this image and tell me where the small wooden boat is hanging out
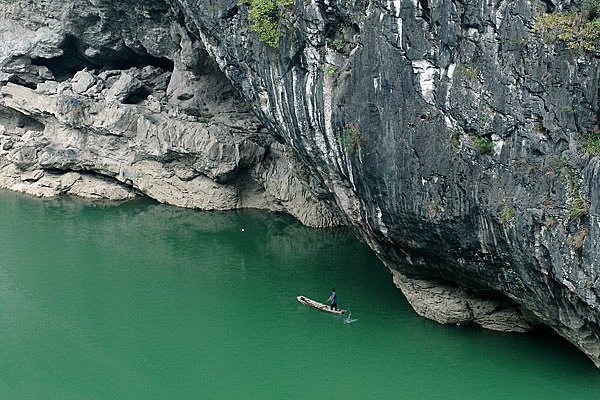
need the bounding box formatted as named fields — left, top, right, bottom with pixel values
left=297, top=295, right=347, bottom=315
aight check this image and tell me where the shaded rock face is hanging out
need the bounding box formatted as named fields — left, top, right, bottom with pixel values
left=2, top=1, right=600, bottom=366
left=172, top=0, right=600, bottom=366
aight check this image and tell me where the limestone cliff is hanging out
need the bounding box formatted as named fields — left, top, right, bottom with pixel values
left=0, top=0, right=341, bottom=228
left=1, top=1, right=599, bottom=366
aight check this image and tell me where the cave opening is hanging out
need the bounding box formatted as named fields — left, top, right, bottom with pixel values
left=31, top=34, right=174, bottom=81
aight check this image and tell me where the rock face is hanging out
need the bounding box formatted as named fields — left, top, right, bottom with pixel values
left=172, top=0, right=600, bottom=367
left=1, top=1, right=600, bottom=366
left=0, top=0, right=342, bottom=228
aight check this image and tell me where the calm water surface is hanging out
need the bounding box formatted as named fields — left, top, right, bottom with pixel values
left=0, top=190, right=599, bottom=399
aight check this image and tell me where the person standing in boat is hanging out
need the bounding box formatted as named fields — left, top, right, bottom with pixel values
left=327, top=288, right=338, bottom=311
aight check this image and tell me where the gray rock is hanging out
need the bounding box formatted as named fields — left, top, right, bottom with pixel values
left=0, top=42, right=339, bottom=229
left=98, top=70, right=121, bottom=81
left=2, top=139, right=14, bottom=151
left=71, top=70, right=96, bottom=94
left=392, top=270, right=533, bottom=333
left=9, top=146, right=38, bottom=169
left=36, top=80, right=59, bottom=95
left=105, top=73, right=147, bottom=104
left=174, top=0, right=600, bottom=366
left=20, top=169, right=44, bottom=182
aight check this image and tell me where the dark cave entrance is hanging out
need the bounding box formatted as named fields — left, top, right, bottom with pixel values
left=31, top=34, right=174, bottom=81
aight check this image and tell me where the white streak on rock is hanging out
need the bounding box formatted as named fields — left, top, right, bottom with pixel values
left=376, top=206, right=388, bottom=234
left=491, top=134, right=504, bottom=156
left=445, top=63, right=456, bottom=110
left=411, top=60, right=437, bottom=105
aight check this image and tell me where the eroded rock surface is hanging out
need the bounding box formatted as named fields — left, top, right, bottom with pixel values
left=392, top=270, right=533, bottom=333
left=172, top=0, right=600, bottom=366
left=0, top=1, right=342, bottom=228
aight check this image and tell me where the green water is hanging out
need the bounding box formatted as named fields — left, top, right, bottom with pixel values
left=1, top=191, right=599, bottom=399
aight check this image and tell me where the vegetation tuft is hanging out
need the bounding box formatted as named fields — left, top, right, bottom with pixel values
left=331, top=36, right=347, bottom=53
left=570, top=196, right=589, bottom=220
left=567, top=227, right=589, bottom=251
left=472, top=136, right=494, bottom=155
left=427, top=201, right=439, bottom=219
left=338, top=123, right=364, bottom=154
left=500, top=205, right=515, bottom=225
left=581, top=126, right=600, bottom=155
left=535, top=0, right=600, bottom=52
left=554, top=158, right=589, bottom=221
left=324, top=65, right=338, bottom=75
left=455, top=63, right=478, bottom=82
left=243, top=0, right=294, bottom=48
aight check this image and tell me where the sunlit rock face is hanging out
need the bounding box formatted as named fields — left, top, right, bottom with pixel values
left=2, top=0, right=600, bottom=366
left=0, top=1, right=342, bottom=228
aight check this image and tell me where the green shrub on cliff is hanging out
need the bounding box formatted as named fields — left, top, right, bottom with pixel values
left=338, top=124, right=364, bottom=154
left=570, top=196, right=589, bottom=220
left=243, top=0, right=293, bottom=48
left=471, top=136, right=494, bottom=154
left=500, top=205, right=515, bottom=225
left=455, top=63, right=478, bottom=82
left=582, top=128, right=600, bottom=154
left=554, top=157, right=589, bottom=220
left=535, top=0, right=600, bottom=52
